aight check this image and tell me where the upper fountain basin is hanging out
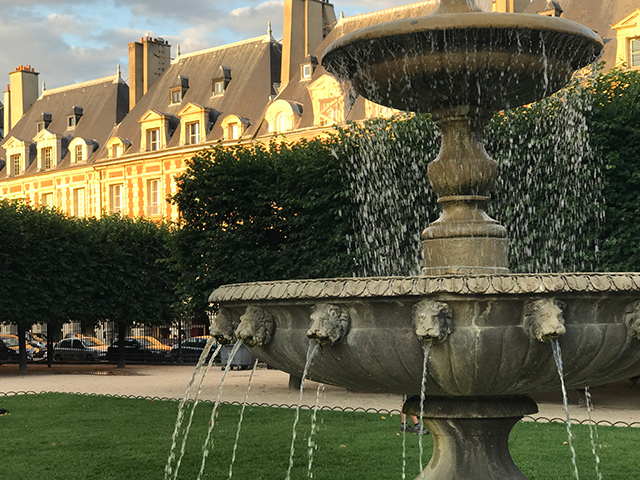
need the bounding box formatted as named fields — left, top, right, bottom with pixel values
left=211, top=273, right=640, bottom=396
left=322, top=13, right=604, bottom=115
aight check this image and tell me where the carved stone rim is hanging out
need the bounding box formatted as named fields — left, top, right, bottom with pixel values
left=209, top=273, right=640, bottom=303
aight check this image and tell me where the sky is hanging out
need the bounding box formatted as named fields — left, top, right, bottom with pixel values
left=0, top=0, right=440, bottom=92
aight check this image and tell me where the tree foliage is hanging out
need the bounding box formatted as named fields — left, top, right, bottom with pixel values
left=171, top=140, right=356, bottom=314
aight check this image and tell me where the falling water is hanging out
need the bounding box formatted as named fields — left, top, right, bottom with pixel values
left=551, top=339, right=580, bottom=480
left=584, top=387, right=603, bottom=480
left=418, top=342, right=432, bottom=471
left=228, top=357, right=259, bottom=479
left=165, top=338, right=222, bottom=480
left=285, top=341, right=320, bottom=480
left=307, top=382, right=325, bottom=478
left=197, top=340, right=245, bottom=480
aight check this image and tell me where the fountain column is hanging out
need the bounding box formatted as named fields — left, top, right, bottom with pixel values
left=422, top=107, right=509, bottom=275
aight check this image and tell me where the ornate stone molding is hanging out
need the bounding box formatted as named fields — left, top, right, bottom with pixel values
left=210, top=273, right=640, bottom=303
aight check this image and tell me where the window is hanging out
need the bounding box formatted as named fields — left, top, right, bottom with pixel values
left=302, top=63, right=312, bottom=79
left=276, top=112, right=287, bottom=133
left=43, top=148, right=53, bottom=170
left=213, top=81, right=224, bottom=96
left=632, top=38, right=640, bottom=67
left=111, top=144, right=121, bottom=158
left=109, top=184, right=123, bottom=213
left=186, top=122, right=200, bottom=144
left=36, top=122, right=44, bottom=133
left=228, top=123, right=239, bottom=140
left=171, top=89, right=182, bottom=104
left=67, top=116, right=76, bottom=129
left=73, top=188, right=86, bottom=217
left=147, top=179, right=160, bottom=216
left=147, top=128, right=160, bottom=151
left=11, top=154, right=21, bottom=175
left=75, top=145, right=83, bottom=163
left=41, top=192, right=54, bottom=207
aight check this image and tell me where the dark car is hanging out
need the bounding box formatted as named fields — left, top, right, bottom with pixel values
left=170, top=336, right=219, bottom=363
left=54, top=337, right=107, bottom=362
left=0, top=338, right=20, bottom=364
left=107, top=337, right=167, bottom=363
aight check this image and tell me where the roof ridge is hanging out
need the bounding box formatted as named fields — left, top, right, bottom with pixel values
left=173, top=34, right=271, bottom=63
left=337, top=0, right=438, bottom=25
left=42, top=74, right=120, bottom=96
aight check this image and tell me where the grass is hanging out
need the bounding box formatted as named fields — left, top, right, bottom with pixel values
left=1, top=392, right=639, bottom=479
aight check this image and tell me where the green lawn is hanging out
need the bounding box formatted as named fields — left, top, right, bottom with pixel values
left=0, top=393, right=638, bottom=479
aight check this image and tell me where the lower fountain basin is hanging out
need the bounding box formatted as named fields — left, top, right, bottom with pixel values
left=322, top=13, right=603, bottom=114
left=210, top=273, right=640, bottom=396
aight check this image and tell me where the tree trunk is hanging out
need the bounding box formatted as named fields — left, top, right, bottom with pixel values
left=47, top=323, right=54, bottom=368
left=17, top=324, right=27, bottom=375
left=117, top=323, right=127, bottom=369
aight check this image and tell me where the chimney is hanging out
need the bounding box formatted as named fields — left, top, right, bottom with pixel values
left=6, top=65, right=39, bottom=134
left=128, top=35, right=171, bottom=110
left=281, top=0, right=336, bottom=87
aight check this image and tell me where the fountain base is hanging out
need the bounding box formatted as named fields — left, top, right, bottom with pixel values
left=404, top=395, right=538, bottom=480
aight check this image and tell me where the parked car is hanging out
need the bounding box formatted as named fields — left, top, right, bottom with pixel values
left=106, top=337, right=167, bottom=363
left=0, top=334, right=38, bottom=361
left=170, top=336, right=220, bottom=363
left=0, top=338, right=20, bottom=364
left=131, top=336, right=171, bottom=353
left=25, top=332, right=47, bottom=359
left=54, top=337, right=107, bottom=362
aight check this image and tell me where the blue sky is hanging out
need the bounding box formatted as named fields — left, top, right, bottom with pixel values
left=0, top=0, right=428, bottom=91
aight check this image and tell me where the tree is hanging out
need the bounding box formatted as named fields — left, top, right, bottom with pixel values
left=84, top=214, right=177, bottom=368
left=171, top=139, right=356, bottom=315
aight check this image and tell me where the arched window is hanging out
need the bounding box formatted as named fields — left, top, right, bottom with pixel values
left=276, top=112, right=288, bottom=133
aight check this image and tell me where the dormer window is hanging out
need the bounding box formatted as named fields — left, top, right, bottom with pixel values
left=212, top=66, right=232, bottom=97
left=33, top=129, right=61, bottom=171
left=106, top=136, right=131, bottom=159
left=220, top=115, right=249, bottom=140
left=75, top=144, right=83, bottom=163
left=187, top=122, right=200, bottom=144
left=11, top=154, right=22, bottom=176
left=171, top=88, right=182, bottom=104
left=36, top=122, right=45, bottom=133
left=265, top=100, right=303, bottom=134
left=170, top=75, right=189, bottom=105
left=36, top=113, right=52, bottom=133
left=67, top=116, right=76, bottom=129
left=147, top=128, right=160, bottom=151
left=213, top=81, right=225, bottom=96
left=43, top=148, right=53, bottom=169
left=632, top=38, right=640, bottom=67
left=137, top=110, right=177, bottom=152
left=3, top=136, right=31, bottom=178
left=300, top=55, right=318, bottom=80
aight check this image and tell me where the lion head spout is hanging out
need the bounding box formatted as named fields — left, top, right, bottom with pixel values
left=209, top=308, right=240, bottom=345
left=412, top=300, right=453, bottom=343
left=234, top=306, right=276, bottom=347
left=624, top=300, right=640, bottom=341
left=523, top=298, right=567, bottom=343
left=307, top=304, right=350, bottom=347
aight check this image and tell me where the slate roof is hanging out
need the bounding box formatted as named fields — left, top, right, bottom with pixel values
left=525, top=0, right=639, bottom=68
left=267, top=0, right=440, bottom=132
left=96, top=34, right=281, bottom=161
left=0, top=74, right=128, bottom=176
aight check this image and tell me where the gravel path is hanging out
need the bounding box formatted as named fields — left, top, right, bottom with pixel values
left=1, top=363, right=638, bottom=425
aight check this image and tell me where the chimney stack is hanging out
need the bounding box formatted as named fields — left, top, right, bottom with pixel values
left=5, top=65, right=39, bottom=134
left=128, top=36, right=171, bottom=110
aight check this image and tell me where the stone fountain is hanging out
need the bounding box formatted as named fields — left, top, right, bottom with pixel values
left=209, top=1, right=640, bottom=478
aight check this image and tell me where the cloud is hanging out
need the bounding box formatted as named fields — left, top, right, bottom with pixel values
left=225, top=0, right=284, bottom=40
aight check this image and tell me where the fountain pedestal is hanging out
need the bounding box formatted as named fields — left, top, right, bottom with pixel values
left=404, top=395, right=538, bottom=480
left=422, top=109, right=508, bottom=275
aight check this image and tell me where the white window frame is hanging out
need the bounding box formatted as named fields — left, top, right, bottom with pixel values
left=213, top=80, right=225, bottom=96
left=73, top=187, right=86, bottom=218
left=75, top=144, right=83, bottom=163
left=631, top=38, right=640, bottom=68
left=147, top=128, right=160, bottom=151
left=147, top=179, right=161, bottom=216
left=43, top=148, right=53, bottom=170
left=40, top=192, right=54, bottom=208
left=11, top=154, right=22, bottom=176
left=187, top=121, right=200, bottom=145
left=109, top=184, right=123, bottom=213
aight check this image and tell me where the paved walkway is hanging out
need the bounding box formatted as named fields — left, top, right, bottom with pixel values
left=1, top=363, right=639, bottom=425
